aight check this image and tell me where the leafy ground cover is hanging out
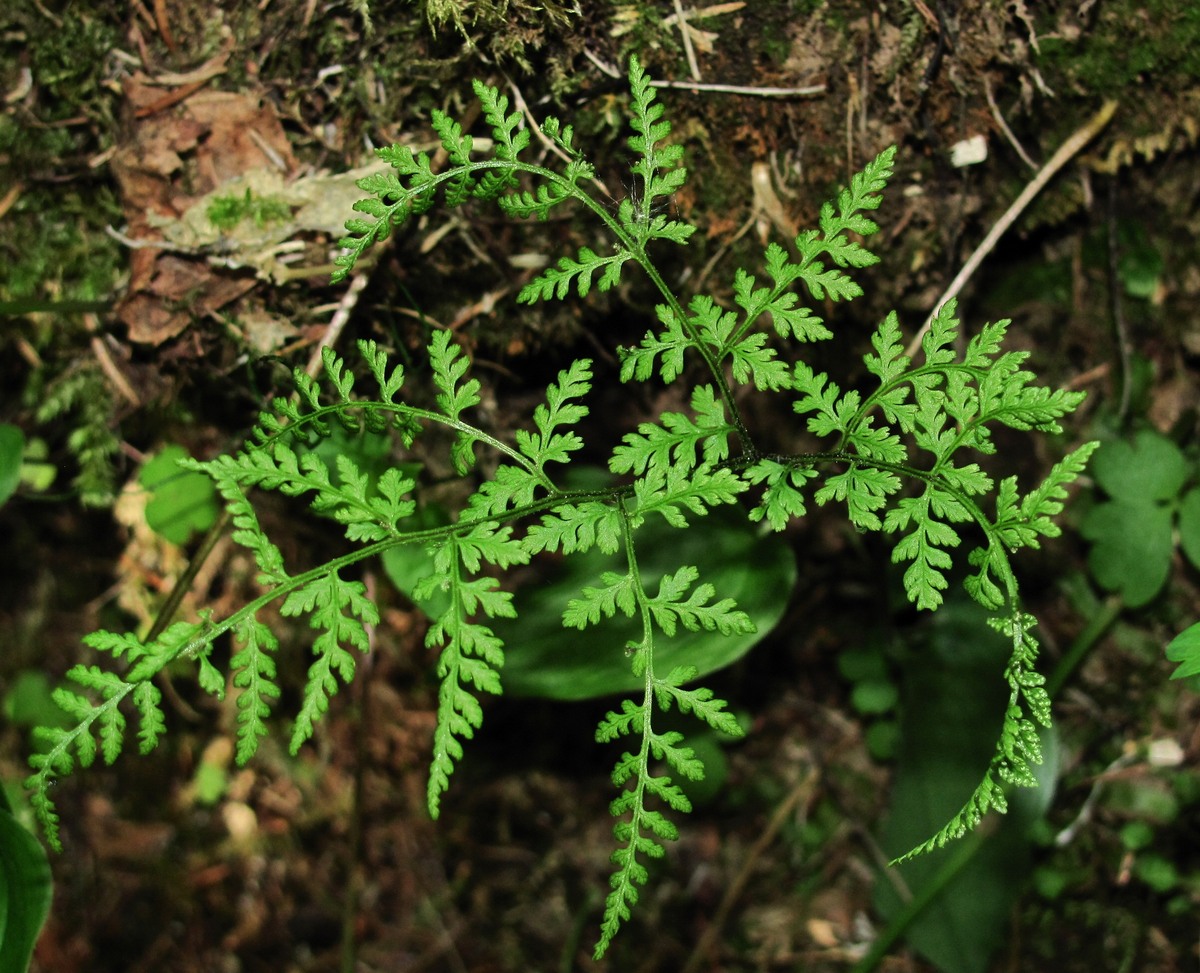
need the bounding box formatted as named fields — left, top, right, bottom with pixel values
left=3, top=2, right=1200, bottom=971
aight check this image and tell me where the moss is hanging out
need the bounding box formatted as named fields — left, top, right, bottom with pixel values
left=206, top=188, right=292, bottom=232
left=1038, top=0, right=1200, bottom=95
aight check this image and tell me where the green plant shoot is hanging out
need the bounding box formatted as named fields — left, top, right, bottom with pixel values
left=26, top=56, right=1095, bottom=958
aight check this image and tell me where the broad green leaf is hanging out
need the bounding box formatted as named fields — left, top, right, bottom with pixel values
left=498, top=508, right=794, bottom=699
left=1080, top=498, right=1173, bottom=607
left=1177, top=486, right=1200, bottom=571
left=0, top=786, right=52, bottom=973
left=140, top=445, right=220, bottom=544
left=1165, top=622, right=1200, bottom=681
left=1090, top=431, right=1187, bottom=504
left=0, top=423, right=23, bottom=507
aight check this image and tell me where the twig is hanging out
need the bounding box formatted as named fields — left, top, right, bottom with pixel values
left=247, top=127, right=290, bottom=173
left=1054, top=749, right=1138, bottom=848
left=650, top=78, right=826, bottom=97
left=905, top=99, right=1118, bottom=358
left=983, top=76, right=1037, bottom=171
left=582, top=48, right=824, bottom=98
left=680, top=771, right=814, bottom=973
left=0, top=182, right=22, bottom=221
left=85, top=316, right=140, bottom=407
left=1106, top=177, right=1133, bottom=423
left=105, top=225, right=183, bottom=250
left=672, top=0, right=702, bottom=81
left=134, top=76, right=214, bottom=118
left=506, top=79, right=612, bottom=197
left=307, top=270, right=369, bottom=377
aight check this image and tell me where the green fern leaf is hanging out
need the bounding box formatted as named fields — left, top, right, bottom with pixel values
left=283, top=570, right=377, bottom=753
left=515, top=358, right=593, bottom=471
left=642, top=213, right=696, bottom=245
left=420, top=529, right=519, bottom=817
left=64, top=665, right=128, bottom=764
left=429, top=330, right=482, bottom=473
left=654, top=666, right=744, bottom=737
left=564, top=570, right=637, bottom=628
left=463, top=465, right=541, bottom=519
left=744, top=458, right=818, bottom=531
left=619, top=304, right=692, bottom=383
left=791, top=362, right=858, bottom=436
left=525, top=501, right=623, bottom=556
left=648, top=566, right=755, bottom=636
left=626, top=55, right=686, bottom=223
left=231, top=617, right=281, bottom=764
left=897, top=610, right=1050, bottom=861
left=815, top=464, right=901, bottom=531
left=632, top=463, right=747, bottom=528
left=884, top=486, right=968, bottom=610
left=610, top=384, right=733, bottom=478
left=473, top=79, right=530, bottom=164
left=864, top=310, right=911, bottom=385
left=519, top=247, right=628, bottom=302
left=132, top=682, right=166, bottom=754
left=358, top=338, right=406, bottom=402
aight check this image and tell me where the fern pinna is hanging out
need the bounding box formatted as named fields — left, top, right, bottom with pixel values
left=27, top=56, right=1094, bottom=956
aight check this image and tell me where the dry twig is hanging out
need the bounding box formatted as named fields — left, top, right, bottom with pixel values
left=906, top=100, right=1118, bottom=357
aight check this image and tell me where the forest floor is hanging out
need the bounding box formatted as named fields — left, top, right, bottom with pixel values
left=3, top=2, right=1200, bottom=971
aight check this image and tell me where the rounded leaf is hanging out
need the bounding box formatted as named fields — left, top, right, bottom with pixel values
left=1091, top=431, right=1187, bottom=504
left=1081, top=499, right=1172, bottom=607
left=0, top=423, right=24, bottom=507
left=1177, top=487, right=1200, bottom=571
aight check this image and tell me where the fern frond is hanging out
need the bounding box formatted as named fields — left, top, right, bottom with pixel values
left=283, top=570, right=378, bottom=753
left=564, top=570, right=638, bottom=628
left=358, top=338, right=406, bottom=403
left=1001, top=441, right=1101, bottom=550
left=419, top=527, right=524, bottom=816
left=894, top=611, right=1049, bottom=862
left=230, top=617, right=282, bottom=764
left=525, top=500, right=624, bottom=556
left=610, top=384, right=733, bottom=479
left=593, top=512, right=741, bottom=955
left=428, top=330, right=482, bottom=473
left=34, top=362, right=119, bottom=506
left=686, top=292, right=792, bottom=391
left=814, top=463, right=902, bottom=531
left=618, top=304, right=692, bottom=383
left=884, top=485, right=968, bottom=610
left=515, top=358, right=593, bottom=474
left=463, top=465, right=542, bottom=519
left=653, top=666, right=744, bottom=737
left=202, top=445, right=415, bottom=543
left=473, top=79, right=530, bottom=166
left=744, top=458, right=818, bottom=531
left=782, top=144, right=895, bottom=303
left=791, top=362, right=859, bottom=437
left=625, top=55, right=687, bottom=234
left=647, top=566, right=755, bottom=636
left=732, top=246, right=835, bottom=343
left=202, top=473, right=288, bottom=584
left=632, top=463, right=747, bottom=528
left=132, top=682, right=166, bottom=754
